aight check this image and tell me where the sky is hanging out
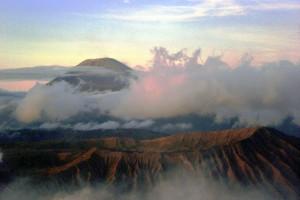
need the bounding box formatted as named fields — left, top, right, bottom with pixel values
left=0, top=0, right=300, bottom=68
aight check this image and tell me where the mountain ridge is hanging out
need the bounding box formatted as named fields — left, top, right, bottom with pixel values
left=1, top=127, right=299, bottom=198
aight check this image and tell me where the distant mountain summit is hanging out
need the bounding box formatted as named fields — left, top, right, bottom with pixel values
left=49, top=57, right=135, bottom=92
left=77, top=57, right=132, bottom=72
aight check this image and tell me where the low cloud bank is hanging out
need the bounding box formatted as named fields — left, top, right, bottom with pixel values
left=0, top=172, right=279, bottom=200
left=0, top=66, right=68, bottom=81
left=0, top=47, right=300, bottom=130
left=39, top=120, right=154, bottom=131
left=111, top=48, right=300, bottom=126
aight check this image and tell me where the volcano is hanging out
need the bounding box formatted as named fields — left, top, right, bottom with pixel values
left=49, top=58, right=134, bottom=92
left=0, top=127, right=299, bottom=199
left=76, top=57, right=132, bottom=72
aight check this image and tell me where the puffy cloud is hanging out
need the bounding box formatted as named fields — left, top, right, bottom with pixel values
left=110, top=49, right=300, bottom=126
left=7, top=47, right=300, bottom=129
left=15, top=82, right=95, bottom=123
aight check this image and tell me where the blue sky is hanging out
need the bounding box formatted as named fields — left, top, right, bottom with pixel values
left=0, top=0, right=299, bottom=68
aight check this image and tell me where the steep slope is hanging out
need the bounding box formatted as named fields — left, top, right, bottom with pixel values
left=1, top=127, right=299, bottom=198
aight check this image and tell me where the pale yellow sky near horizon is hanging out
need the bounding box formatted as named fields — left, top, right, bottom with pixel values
left=1, top=0, right=300, bottom=69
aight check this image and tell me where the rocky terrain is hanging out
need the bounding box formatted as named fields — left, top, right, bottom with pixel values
left=0, top=127, right=299, bottom=199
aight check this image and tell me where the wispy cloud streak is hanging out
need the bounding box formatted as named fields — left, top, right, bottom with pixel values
left=101, top=0, right=300, bottom=22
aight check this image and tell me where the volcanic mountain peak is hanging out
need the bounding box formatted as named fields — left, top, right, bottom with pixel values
left=76, top=57, right=132, bottom=72
left=49, top=57, right=134, bottom=92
